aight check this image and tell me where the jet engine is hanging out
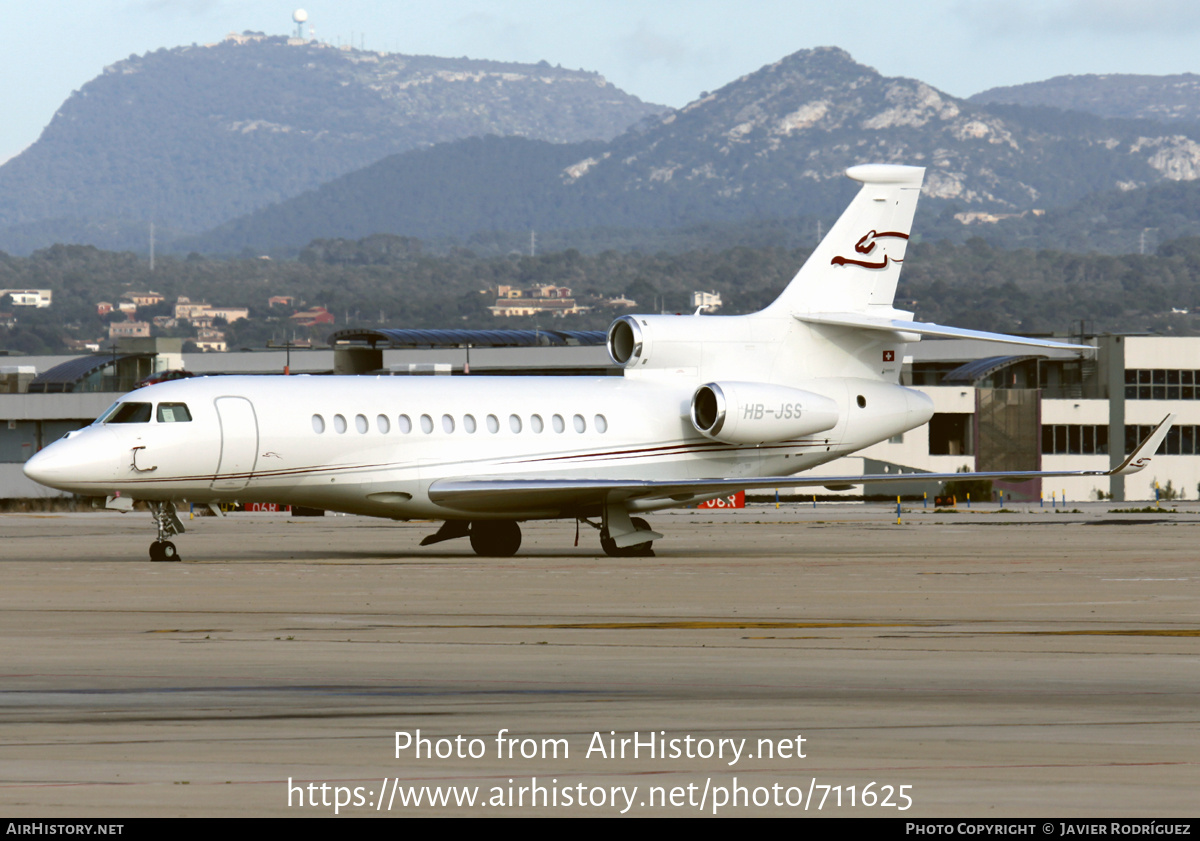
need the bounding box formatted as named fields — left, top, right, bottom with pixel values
left=607, top=314, right=777, bottom=372
left=689, top=381, right=840, bottom=445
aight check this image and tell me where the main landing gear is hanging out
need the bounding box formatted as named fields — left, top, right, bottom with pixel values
left=420, top=519, right=522, bottom=557
left=596, top=501, right=661, bottom=558
left=600, top=516, right=655, bottom=557
left=418, top=512, right=659, bottom=557
left=148, top=501, right=185, bottom=562
left=469, top=521, right=522, bottom=557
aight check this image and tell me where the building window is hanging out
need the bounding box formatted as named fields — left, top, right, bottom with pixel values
left=1125, top=369, right=1200, bottom=400
left=928, top=413, right=973, bottom=455
left=1042, top=425, right=1108, bottom=455
left=1124, top=424, right=1200, bottom=455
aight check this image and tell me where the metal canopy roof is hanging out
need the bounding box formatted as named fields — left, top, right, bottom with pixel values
left=329, top=328, right=608, bottom=349
left=27, top=353, right=154, bottom=393
left=941, top=355, right=1042, bottom=386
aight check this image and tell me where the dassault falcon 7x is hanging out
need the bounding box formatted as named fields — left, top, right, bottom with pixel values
left=24, top=165, right=1173, bottom=561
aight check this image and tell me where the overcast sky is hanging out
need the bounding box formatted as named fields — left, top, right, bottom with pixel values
left=5, top=0, right=1200, bottom=163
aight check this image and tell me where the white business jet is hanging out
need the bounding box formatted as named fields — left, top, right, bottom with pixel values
left=24, top=165, right=1172, bottom=561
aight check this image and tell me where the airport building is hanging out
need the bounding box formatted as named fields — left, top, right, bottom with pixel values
left=1, top=332, right=1197, bottom=502
left=854, top=334, right=1200, bottom=503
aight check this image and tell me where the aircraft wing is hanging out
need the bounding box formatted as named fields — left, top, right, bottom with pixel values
left=428, top=415, right=1174, bottom=513
left=796, top=312, right=1095, bottom=351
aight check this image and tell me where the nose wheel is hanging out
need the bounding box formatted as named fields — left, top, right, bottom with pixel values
left=150, top=540, right=179, bottom=562
left=148, top=501, right=185, bottom=562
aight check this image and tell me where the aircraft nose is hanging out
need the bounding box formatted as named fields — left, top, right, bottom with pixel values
left=23, top=429, right=119, bottom=492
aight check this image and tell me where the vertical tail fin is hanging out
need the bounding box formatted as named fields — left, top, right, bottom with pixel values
left=763, top=164, right=925, bottom=316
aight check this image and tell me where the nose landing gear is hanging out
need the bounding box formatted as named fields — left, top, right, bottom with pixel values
left=149, top=501, right=185, bottom=562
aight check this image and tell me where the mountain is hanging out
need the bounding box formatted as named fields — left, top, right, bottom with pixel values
left=188, top=47, right=1200, bottom=254
left=0, top=34, right=663, bottom=248
left=971, top=74, right=1200, bottom=124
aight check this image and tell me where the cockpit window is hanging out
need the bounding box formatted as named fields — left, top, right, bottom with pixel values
left=93, top=402, right=122, bottom=424
left=105, top=402, right=153, bottom=424
left=157, top=403, right=192, bottom=423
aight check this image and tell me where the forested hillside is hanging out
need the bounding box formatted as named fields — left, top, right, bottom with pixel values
left=972, top=74, right=1200, bottom=124
left=3, top=235, right=1199, bottom=355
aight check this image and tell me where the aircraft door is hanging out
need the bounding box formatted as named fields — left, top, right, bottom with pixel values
left=211, top=397, right=259, bottom=491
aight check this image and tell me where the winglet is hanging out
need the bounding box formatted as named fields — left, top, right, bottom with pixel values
left=1110, top=414, right=1175, bottom=476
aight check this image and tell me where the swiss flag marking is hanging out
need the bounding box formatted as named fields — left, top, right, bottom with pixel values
left=882, top=350, right=895, bottom=362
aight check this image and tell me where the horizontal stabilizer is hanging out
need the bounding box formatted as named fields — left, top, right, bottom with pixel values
left=429, top=416, right=1173, bottom=512
left=796, top=312, right=1094, bottom=351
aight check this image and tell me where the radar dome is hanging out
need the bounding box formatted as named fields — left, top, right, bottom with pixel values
left=293, top=9, right=308, bottom=23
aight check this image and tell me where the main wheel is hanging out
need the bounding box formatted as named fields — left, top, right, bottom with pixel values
left=601, top=517, right=655, bottom=557
left=468, top=521, right=522, bottom=557
left=149, top=540, right=180, bottom=562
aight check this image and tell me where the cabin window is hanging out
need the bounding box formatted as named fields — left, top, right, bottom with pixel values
left=509, top=414, right=523, bottom=433
left=594, top=414, right=608, bottom=433
left=552, top=414, right=565, bottom=433
left=377, top=414, right=390, bottom=434
left=156, top=403, right=192, bottom=423
left=355, top=414, right=369, bottom=434
left=486, top=414, right=500, bottom=433
left=333, top=414, right=348, bottom=434
left=442, top=414, right=455, bottom=433
left=420, top=414, right=434, bottom=434
left=463, top=414, right=477, bottom=433
left=530, top=414, right=544, bottom=433
left=106, top=402, right=153, bottom=424
left=573, top=414, right=586, bottom=433
left=397, top=414, right=412, bottom=434
left=312, top=414, right=325, bottom=434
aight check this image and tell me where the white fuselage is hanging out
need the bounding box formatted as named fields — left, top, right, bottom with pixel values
left=25, top=372, right=932, bottom=520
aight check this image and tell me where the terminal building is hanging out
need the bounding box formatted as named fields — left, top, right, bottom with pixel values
left=1, top=331, right=1196, bottom=503
left=856, top=334, right=1200, bottom=503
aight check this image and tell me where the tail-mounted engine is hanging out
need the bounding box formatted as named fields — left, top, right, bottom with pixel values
left=607, top=314, right=773, bottom=371
left=690, top=382, right=840, bottom=445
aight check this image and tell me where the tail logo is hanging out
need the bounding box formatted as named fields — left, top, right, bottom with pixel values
left=831, top=230, right=910, bottom=270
